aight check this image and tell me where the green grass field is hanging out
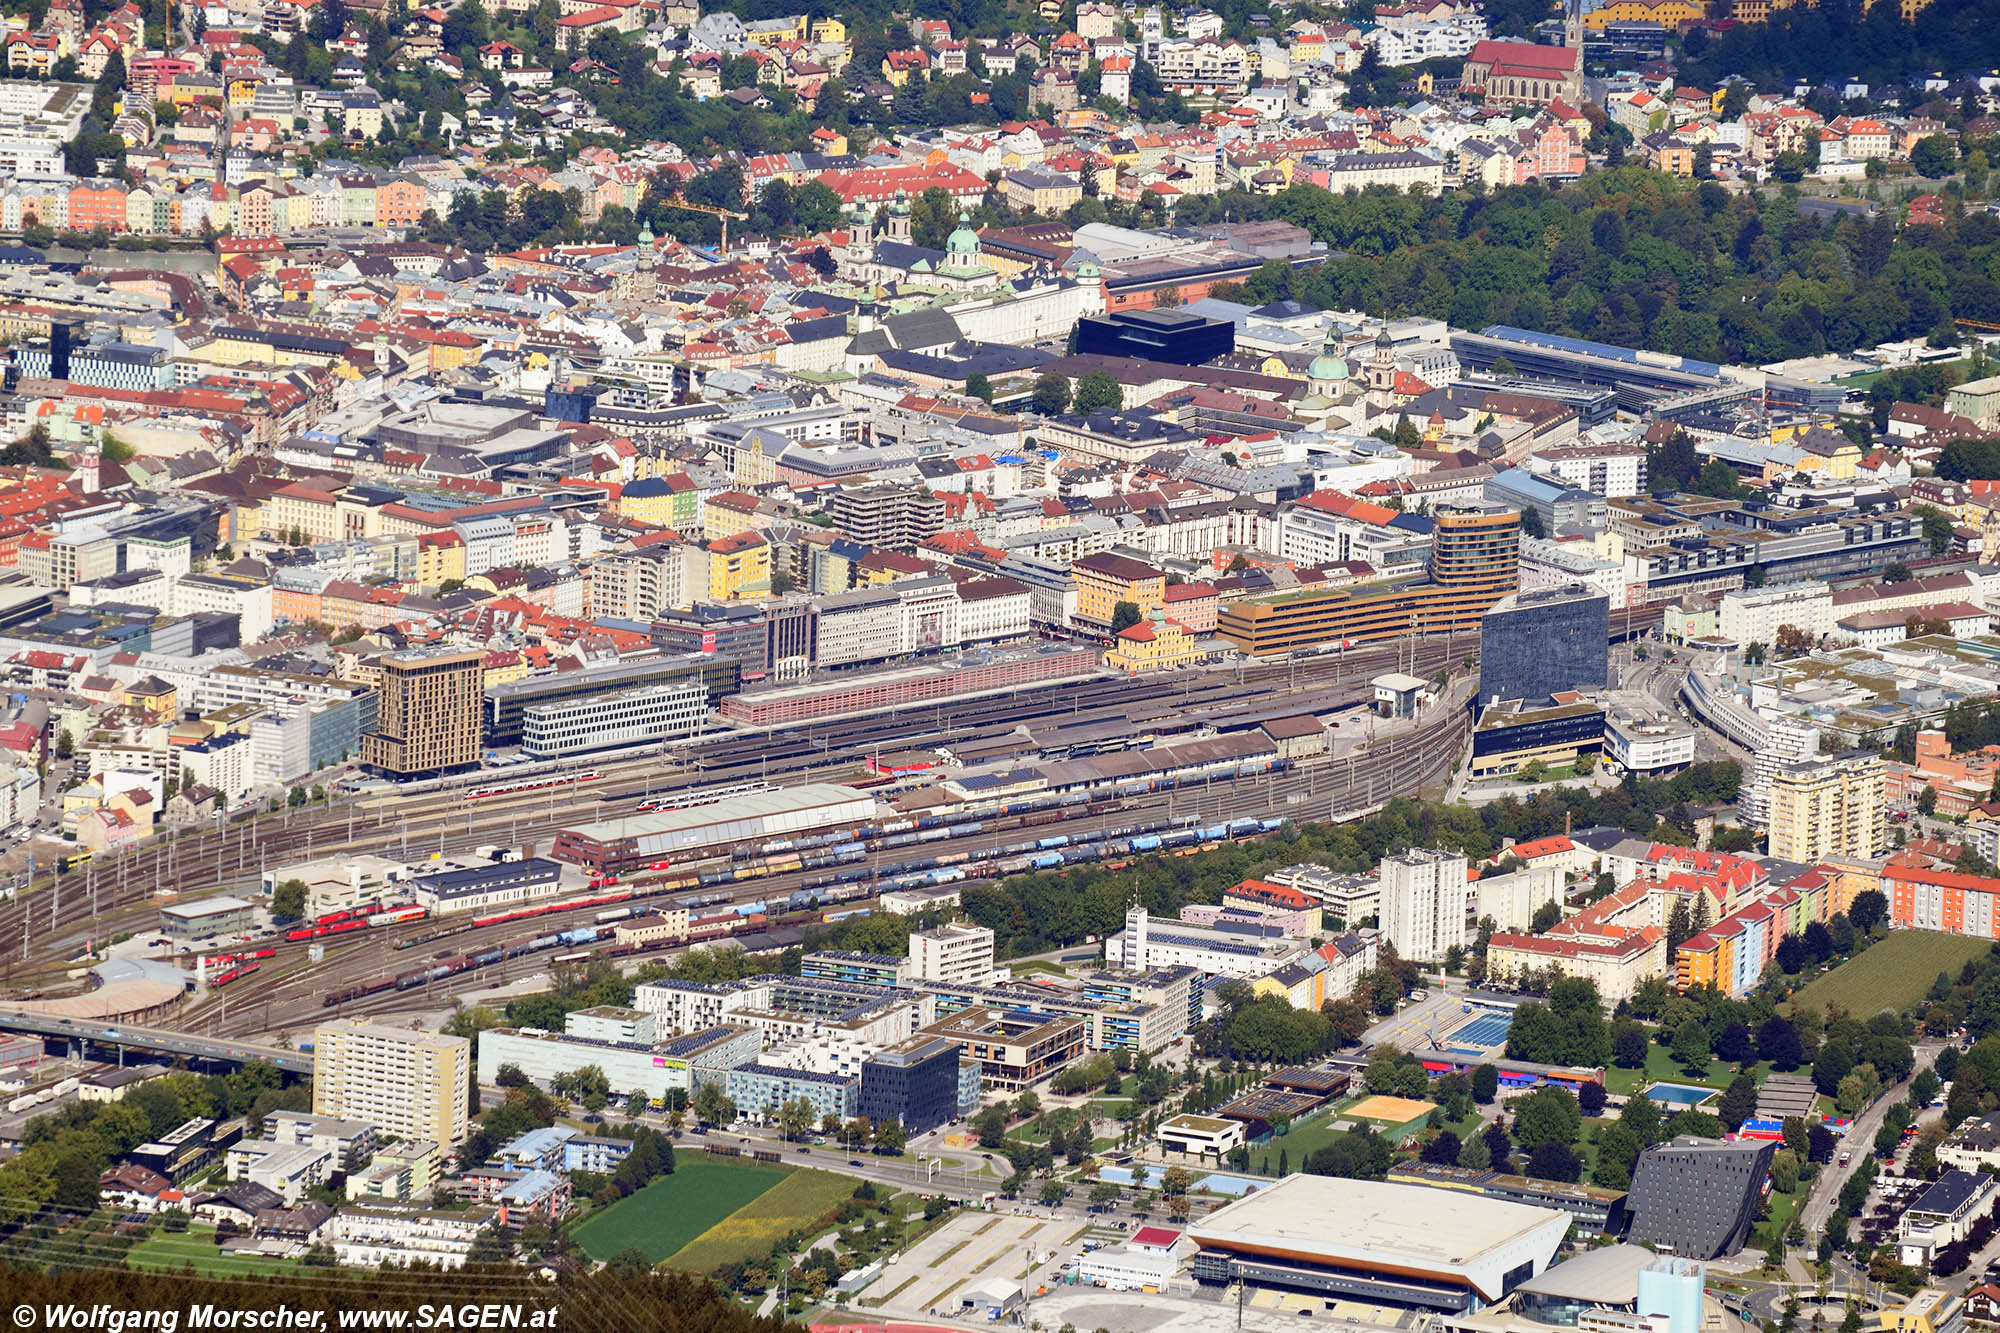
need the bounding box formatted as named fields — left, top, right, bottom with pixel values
left=573, top=1159, right=788, bottom=1264
left=127, top=1228, right=308, bottom=1278
left=660, top=1167, right=857, bottom=1273
left=1605, top=1045, right=1772, bottom=1097
left=1790, top=930, right=1994, bottom=1018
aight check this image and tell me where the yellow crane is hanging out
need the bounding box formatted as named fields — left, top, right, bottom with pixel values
left=655, top=198, right=750, bottom=256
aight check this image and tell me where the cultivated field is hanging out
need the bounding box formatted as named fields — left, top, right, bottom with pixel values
left=1790, top=930, right=1993, bottom=1018
left=660, top=1167, right=858, bottom=1272
left=573, top=1159, right=788, bottom=1264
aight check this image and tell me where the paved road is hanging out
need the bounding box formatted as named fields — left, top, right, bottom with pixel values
left=1799, top=1043, right=1943, bottom=1236
left=0, top=1004, right=309, bottom=1073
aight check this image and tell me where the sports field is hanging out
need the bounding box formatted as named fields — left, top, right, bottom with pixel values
left=661, top=1167, right=858, bottom=1272
left=1790, top=930, right=1992, bottom=1018
left=573, top=1159, right=788, bottom=1264
left=1347, top=1095, right=1437, bottom=1123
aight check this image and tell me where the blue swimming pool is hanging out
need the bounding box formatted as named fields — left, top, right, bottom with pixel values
left=1643, top=1082, right=1718, bottom=1108
left=1449, top=1011, right=1515, bottom=1048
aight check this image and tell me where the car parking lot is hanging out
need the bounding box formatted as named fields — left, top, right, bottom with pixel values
left=854, top=1210, right=1084, bottom=1317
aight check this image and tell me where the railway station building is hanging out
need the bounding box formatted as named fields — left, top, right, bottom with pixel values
left=549, top=782, right=881, bottom=874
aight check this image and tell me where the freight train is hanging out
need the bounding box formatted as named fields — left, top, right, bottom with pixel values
left=319, top=810, right=1290, bottom=1008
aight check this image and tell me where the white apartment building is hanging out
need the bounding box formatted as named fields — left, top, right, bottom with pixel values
left=1518, top=537, right=1628, bottom=611
left=1471, top=864, right=1563, bottom=932
left=1738, top=716, right=1821, bottom=828
left=1605, top=706, right=1698, bottom=775
left=1368, top=17, right=1485, bottom=65
left=311, top=1020, right=471, bottom=1146
left=1378, top=847, right=1471, bottom=963
left=1103, top=907, right=1305, bottom=978
left=169, top=574, right=275, bottom=643
left=632, top=979, right=738, bottom=1033
left=1717, top=581, right=1833, bottom=647
left=178, top=732, right=252, bottom=803
left=329, top=1205, right=497, bottom=1269
left=909, top=923, right=996, bottom=986
left=1526, top=444, right=1648, bottom=498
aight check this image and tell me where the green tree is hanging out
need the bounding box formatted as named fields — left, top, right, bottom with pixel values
left=965, top=371, right=993, bottom=403
left=271, top=878, right=308, bottom=920
left=1110, top=601, right=1143, bottom=634
left=1718, top=1073, right=1758, bottom=1131
left=1031, top=374, right=1071, bottom=415
left=909, top=187, right=959, bottom=250
left=1671, top=1017, right=1712, bottom=1072
left=1511, top=1086, right=1582, bottom=1148
left=1073, top=370, right=1122, bottom=414
left=1912, top=133, right=1958, bottom=178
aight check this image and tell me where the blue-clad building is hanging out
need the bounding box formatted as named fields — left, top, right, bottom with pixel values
left=725, top=1062, right=859, bottom=1124
left=859, top=1036, right=961, bottom=1135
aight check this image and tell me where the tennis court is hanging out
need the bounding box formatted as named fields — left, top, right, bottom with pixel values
left=1447, top=1009, right=1514, bottom=1048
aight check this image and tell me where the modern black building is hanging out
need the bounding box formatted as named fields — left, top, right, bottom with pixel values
left=1477, top=583, right=1609, bottom=710
left=1624, top=1135, right=1775, bottom=1259
left=1074, top=309, right=1235, bottom=367
left=859, top=1035, right=962, bottom=1135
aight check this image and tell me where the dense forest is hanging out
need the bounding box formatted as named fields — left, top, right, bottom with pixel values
left=1204, top=173, right=2000, bottom=364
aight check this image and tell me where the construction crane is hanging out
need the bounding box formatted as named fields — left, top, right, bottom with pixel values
left=655, top=198, right=750, bottom=256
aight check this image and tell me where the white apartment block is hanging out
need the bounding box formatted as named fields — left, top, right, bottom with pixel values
left=909, top=923, right=996, bottom=986
left=1471, top=864, right=1563, bottom=932
left=1378, top=847, right=1471, bottom=963
left=311, top=1020, right=471, bottom=1146
left=329, top=1205, right=496, bottom=1269
left=1525, top=444, right=1647, bottom=498
left=1717, top=581, right=1833, bottom=647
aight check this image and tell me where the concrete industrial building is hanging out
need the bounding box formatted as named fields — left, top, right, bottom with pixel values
left=311, top=1020, right=472, bottom=1146
left=361, top=648, right=483, bottom=777
left=550, top=783, right=881, bottom=873
left=1187, top=1175, right=1572, bottom=1311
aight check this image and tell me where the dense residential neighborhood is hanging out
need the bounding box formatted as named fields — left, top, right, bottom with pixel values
left=5, top=0, right=2000, bottom=1323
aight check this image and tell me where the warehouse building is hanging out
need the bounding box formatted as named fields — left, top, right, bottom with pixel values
left=161, top=895, right=256, bottom=943
left=550, top=783, right=881, bottom=873
left=1187, top=1175, right=1571, bottom=1311
left=475, top=1023, right=758, bottom=1101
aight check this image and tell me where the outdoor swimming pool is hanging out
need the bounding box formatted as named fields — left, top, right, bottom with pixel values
left=1642, top=1081, right=1718, bottom=1108
left=1096, top=1166, right=1266, bottom=1196
left=1448, top=1010, right=1515, bottom=1048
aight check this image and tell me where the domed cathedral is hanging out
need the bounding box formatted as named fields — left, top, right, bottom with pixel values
left=1307, top=326, right=1351, bottom=400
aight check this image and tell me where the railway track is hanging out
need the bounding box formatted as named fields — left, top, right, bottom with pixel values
left=3, top=637, right=1480, bottom=990
left=182, top=694, right=1474, bottom=1037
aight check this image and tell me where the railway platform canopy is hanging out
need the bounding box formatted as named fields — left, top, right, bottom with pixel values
left=551, top=783, right=882, bottom=873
